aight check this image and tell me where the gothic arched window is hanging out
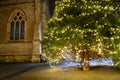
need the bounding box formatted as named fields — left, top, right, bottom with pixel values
left=10, top=12, right=25, bottom=40
left=8, top=9, right=26, bottom=41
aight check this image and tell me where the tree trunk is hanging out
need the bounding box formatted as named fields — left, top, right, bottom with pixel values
left=83, top=52, right=90, bottom=71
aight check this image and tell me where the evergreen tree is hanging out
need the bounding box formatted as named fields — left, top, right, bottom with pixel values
left=42, top=0, right=120, bottom=70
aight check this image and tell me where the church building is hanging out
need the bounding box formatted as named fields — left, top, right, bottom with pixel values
left=0, top=0, right=55, bottom=62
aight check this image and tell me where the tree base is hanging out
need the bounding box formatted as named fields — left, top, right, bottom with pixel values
left=83, top=66, right=90, bottom=71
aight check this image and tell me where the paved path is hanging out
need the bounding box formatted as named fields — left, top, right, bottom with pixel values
left=0, top=61, right=114, bottom=80
left=0, top=63, right=118, bottom=80
left=0, top=63, right=49, bottom=80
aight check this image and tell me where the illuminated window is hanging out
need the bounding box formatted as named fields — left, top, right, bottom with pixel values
left=10, top=12, right=25, bottom=40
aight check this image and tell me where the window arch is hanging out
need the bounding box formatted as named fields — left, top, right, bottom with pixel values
left=8, top=8, right=26, bottom=41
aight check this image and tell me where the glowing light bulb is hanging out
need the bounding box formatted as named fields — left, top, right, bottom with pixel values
left=111, top=37, right=114, bottom=40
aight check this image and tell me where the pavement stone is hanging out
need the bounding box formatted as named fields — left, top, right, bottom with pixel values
left=0, top=63, right=48, bottom=80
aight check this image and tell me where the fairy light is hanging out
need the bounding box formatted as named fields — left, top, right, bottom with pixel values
left=98, top=42, right=102, bottom=54
left=93, top=10, right=96, bottom=13
left=82, top=13, right=85, bottom=16
left=75, top=53, right=81, bottom=62
left=45, top=0, right=120, bottom=67
left=106, top=45, right=110, bottom=49
left=117, top=36, right=120, bottom=39
left=111, top=37, right=114, bottom=40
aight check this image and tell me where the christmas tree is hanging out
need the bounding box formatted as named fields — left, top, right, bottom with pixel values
left=42, top=0, right=120, bottom=70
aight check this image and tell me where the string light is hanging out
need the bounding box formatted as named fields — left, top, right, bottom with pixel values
left=45, top=0, right=120, bottom=67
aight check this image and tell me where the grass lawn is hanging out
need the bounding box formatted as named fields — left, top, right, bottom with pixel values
left=3, top=66, right=120, bottom=80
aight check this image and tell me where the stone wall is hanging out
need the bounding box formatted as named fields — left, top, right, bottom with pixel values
left=0, top=0, right=41, bottom=62
left=0, top=1, right=35, bottom=42
left=0, top=42, right=33, bottom=62
left=0, top=0, right=53, bottom=63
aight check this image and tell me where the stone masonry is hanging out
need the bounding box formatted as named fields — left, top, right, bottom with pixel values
left=0, top=0, right=47, bottom=62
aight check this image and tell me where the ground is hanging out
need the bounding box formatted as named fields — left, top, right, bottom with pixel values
left=2, top=63, right=120, bottom=80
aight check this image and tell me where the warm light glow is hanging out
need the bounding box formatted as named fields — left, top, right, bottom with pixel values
left=98, top=42, right=102, bottom=54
